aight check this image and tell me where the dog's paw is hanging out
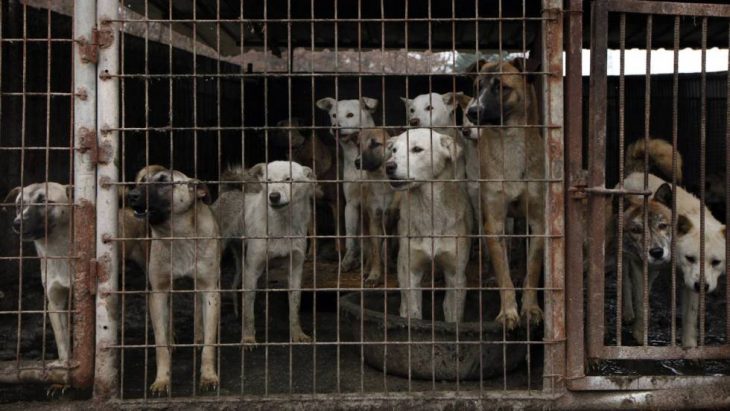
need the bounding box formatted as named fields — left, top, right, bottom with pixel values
left=46, top=384, right=69, bottom=399
left=365, top=273, right=382, bottom=287
left=291, top=331, right=312, bottom=343
left=631, top=325, right=646, bottom=344
left=496, top=307, right=520, bottom=331
left=340, top=252, right=358, bottom=272
left=149, top=378, right=170, bottom=396
left=241, top=335, right=257, bottom=351
left=622, top=309, right=635, bottom=325
left=520, top=304, right=543, bottom=326
left=199, top=373, right=219, bottom=392
left=47, top=359, right=70, bottom=369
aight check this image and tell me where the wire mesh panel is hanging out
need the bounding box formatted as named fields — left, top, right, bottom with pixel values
left=94, top=0, right=566, bottom=404
left=0, top=0, right=95, bottom=393
left=574, top=0, right=730, bottom=391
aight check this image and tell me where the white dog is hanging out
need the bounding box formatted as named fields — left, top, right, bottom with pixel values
left=623, top=172, right=726, bottom=347
left=238, top=161, right=317, bottom=345
left=385, top=128, right=472, bottom=322
left=316, top=97, right=378, bottom=272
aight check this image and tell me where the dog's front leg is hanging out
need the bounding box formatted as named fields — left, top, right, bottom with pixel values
left=149, top=287, right=171, bottom=395
left=443, top=263, right=467, bottom=323
left=397, top=243, right=423, bottom=319
left=198, top=282, right=220, bottom=390
left=288, top=250, right=311, bottom=342
left=682, top=286, right=699, bottom=347
left=365, top=208, right=383, bottom=285
left=629, top=258, right=647, bottom=344
left=522, top=211, right=545, bottom=325
left=46, top=284, right=70, bottom=365
left=483, top=202, right=519, bottom=329
left=242, top=248, right=264, bottom=347
left=341, top=190, right=360, bottom=272
left=621, top=258, right=635, bottom=324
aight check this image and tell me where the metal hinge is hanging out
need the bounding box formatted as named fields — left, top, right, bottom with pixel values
left=78, top=27, right=114, bottom=64
left=78, top=127, right=113, bottom=165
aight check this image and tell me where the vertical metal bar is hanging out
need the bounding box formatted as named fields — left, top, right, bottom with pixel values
left=641, top=14, right=652, bottom=347
left=95, top=0, right=120, bottom=399
left=542, top=0, right=565, bottom=392
left=586, top=0, right=608, bottom=359
left=725, top=21, right=730, bottom=347
left=564, top=0, right=584, bottom=383
left=699, top=17, right=708, bottom=346
left=615, top=12, right=626, bottom=347
left=671, top=15, right=680, bottom=347
left=72, top=0, right=96, bottom=391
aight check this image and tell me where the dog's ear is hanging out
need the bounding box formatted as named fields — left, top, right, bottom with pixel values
left=400, top=97, right=411, bottom=106
left=136, top=164, right=167, bottom=184
left=316, top=97, right=336, bottom=112
left=441, top=92, right=463, bottom=107
left=463, top=58, right=488, bottom=79
left=249, top=163, right=267, bottom=181
left=653, top=183, right=673, bottom=208
left=510, top=57, right=540, bottom=84
left=302, top=166, right=315, bottom=181
left=677, top=214, right=693, bottom=236
left=3, top=186, right=21, bottom=207
left=439, top=133, right=463, bottom=163
left=360, top=97, right=378, bottom=113
left=456, top=94, right=473, bottom=110
left=193, top=181, right=212, bottom=205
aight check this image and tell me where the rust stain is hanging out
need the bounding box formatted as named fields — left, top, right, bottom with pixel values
left=71, top=199, right=95, bottom=389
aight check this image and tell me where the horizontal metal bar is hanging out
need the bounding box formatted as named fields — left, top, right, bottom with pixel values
left=593, top=345, right=730, bottom=360
left=107, top=233, right=564, bottom=241
left=606, top=0, right=730, bottom=17
left=108, top=340, right=557, bottom=350
left=0, top=361, right=70, bottom=385
left=583, top=187, right=653, bottom=196
left=110, top=17, right=557, bottom=24
left=0, top=146, right=75, bottom=150
left=110, top=125, right=561, bottom=132
left=105, top=71, right=554, bottom=79
left=568, top=375, right=730, bottom=391
left=107, top=286, right=565, bottom=295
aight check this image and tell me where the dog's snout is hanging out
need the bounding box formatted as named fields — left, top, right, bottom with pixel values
left=409, top=118, right=420, bottom=127
left=649, top=247, right=664, bottom=259
left=12, top=218, right=21, bottom=232
left=354, top=158, right=361, bottom=169
left=462, top=128, right=471, bottom=137
left=127, top=189, right=141, bottom=204
left=269, top=192, right=281, bottom=203
left=385, top=161, right=397, bottom=175
left=694, top=281, right=710, bottom=293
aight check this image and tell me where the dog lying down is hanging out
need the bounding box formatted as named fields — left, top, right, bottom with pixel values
left=385, top=128, right=473, bottom=323
left=211, top=161, right=317, bottom=345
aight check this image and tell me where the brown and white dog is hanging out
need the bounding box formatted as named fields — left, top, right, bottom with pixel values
left=354, top=128, right=399, bottom=285
left=465, top=59, right=545, bottom=329
left=4, top=183, right=146, bottom=370
left=127, top=166, right=220, bottom=394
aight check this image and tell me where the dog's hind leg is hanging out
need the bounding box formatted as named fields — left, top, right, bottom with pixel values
left=521, top=212, right=545, bottom=325
left=484, top=201, right=519, bottom=330
left=46, top=284, right=69, bottom=365
left=231, top=245, right=243, bottom=317
left=621, top=262, right=635, bottom=324
left=288, top=250, right=311, bottom=343
left=241, top=249, right=264, bottom=347
left=681, top=286, right=699, bottom=347
left=341, top=198, right=360, bottom=272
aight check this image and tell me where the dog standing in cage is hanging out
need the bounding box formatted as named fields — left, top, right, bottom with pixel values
left=4, top=183, right=147, bottom=371
left=316, top=97, right=378, bottom=272
left=354, top=128, right=400, bottom=286
left=465, top=58, right=545, bottom=329
left=127, top=166, right=220, bottom=394
left=386, top=128, right=473, bottom=322
left=228, top=161, right=317, bottom=344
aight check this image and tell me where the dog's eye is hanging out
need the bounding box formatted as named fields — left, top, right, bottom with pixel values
left=370, top=140, right=381, bottom=148
left=686, top=255, right=697, bottom=264
left=630, top=225, right=643, bottom=234
left=412, top=146, right=424, bottom=153
left=658, top=223, right=669, bottom=230
left=36, top=195, right=45, bottom=203
left=425, top=105, right=433, bottom=111
left=285, top=177, right=292, bottom=182
left=331, top=113, right=336, bottom=118
left=409, top=108, right=414, bottom=113
left=346, top=113, right=354, bottom=118
left=712, top=259, right=721, bottom=267
left=391, top=147, right=397, bottom=153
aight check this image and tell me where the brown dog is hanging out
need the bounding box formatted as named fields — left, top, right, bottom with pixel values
left=465, top=59, right=545, bottom=329
left=127, top=165, right=220, bottom=395
left=354, top=128, right=399, bottom=285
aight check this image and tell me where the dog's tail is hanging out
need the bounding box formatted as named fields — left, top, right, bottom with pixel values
left=220, top=164, right=261, bottom=194
left=625, top=138, right=683, bottom=183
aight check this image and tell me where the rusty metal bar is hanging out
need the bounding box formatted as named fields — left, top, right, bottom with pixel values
left=591, top=344, right=730, bottom=360
left=604, top=0, right=730, bottom=17
left=541, top=0, right=565, bottom=394
left=564, top=0, right=584, bottom=383
left=0, top=361, right=70, bottom=385
left=586, top=0, right=608, bottom=360
left=71, top=0, right=96, bottom=390
left=95, top=0, right=121, bottom=400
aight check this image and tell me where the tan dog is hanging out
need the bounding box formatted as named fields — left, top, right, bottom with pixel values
left=127, top=166, right=220, bottom=394
left=354, top=128, right=399, bottom=285
left=465, top=59, right=544, bottom=329
left=4, top=183, right=146, bottom=369
left=625, top=138, right=683, bottom=184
